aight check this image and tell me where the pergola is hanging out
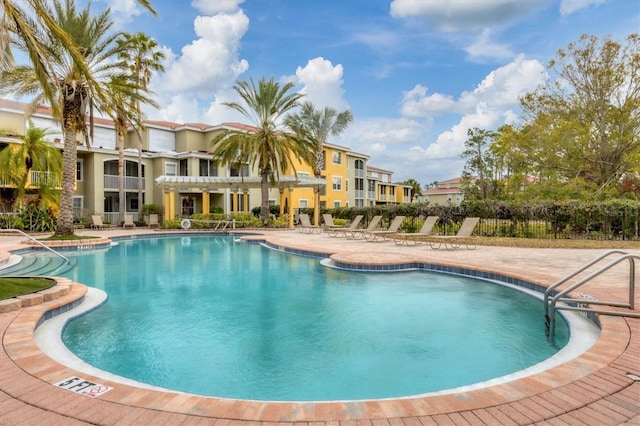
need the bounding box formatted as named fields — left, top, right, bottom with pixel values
left=155, top=175, right=326, bottom=227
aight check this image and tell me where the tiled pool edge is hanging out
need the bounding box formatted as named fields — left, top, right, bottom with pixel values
left=1, top=232, right=638, bottom=423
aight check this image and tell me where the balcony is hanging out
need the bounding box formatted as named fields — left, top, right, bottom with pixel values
left=0, top=171, right=61, bottom=188
left=104, top=175, right=142, bottom=190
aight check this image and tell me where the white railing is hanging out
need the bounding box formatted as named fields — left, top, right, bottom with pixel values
left=30, top=170, right=61, bottom=187
left=354, top=169, right=365, bottom=178
left=355, top=189, right=364, bottom=199
left=104, top=175, right=141, bottom=190
left=368, top=191, right=376, bottom=199
left=103, top=212, right=140, bottom=225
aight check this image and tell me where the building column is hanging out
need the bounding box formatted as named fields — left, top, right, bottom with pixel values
left=164, top=189, right=176, bottom=220
left=288, top=185, right=294, bottom=228
left=279, top=188, right=285, bottom=216
left=202, top=189, right=210, bottom=215
left=314, top=186, right=320, bottom=226
left=232, top=190, right=239, bottom=215
left=243, top=188, right=249, bottom=213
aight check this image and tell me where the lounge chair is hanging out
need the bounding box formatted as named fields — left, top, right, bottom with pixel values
left=325, top=215, right=364, bottom=237
left=148, top=214, right=160, bottom=228
left=90, top=215, right=112, bottom=229
left=123, top=214, right=136, bottom=228
left=387, top=216, right=440, bottom=245
left=424, top=217, right=480, bottom=250
left=297, top=213, right=321, bottom=233
left=363, top=215, right=406, bottom=242
left=340, top=215, right=382, bottom=239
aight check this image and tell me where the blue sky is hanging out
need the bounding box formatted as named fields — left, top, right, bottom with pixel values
left=93, top=0, right=637, bottom=186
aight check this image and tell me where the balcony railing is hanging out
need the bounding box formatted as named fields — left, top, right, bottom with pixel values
left=104, top=175, right=142, bottom=190
left=354, top=169, right=365, bottom=178
left=355, top=189, right=364, bottom=199
left=104, top=212, right=140, bottom=225
left=0, top=171, right=61, bottom=188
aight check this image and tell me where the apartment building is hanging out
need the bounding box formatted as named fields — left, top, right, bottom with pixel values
left=423, top=177, right=465, bottom=205
left=0, top=99, right=411, bottom=224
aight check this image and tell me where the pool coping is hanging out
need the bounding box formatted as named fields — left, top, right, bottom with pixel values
left=1, top=230, right=639, bottom=424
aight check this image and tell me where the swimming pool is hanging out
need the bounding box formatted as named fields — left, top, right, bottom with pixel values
left=55, top=235, right=571, bottom=401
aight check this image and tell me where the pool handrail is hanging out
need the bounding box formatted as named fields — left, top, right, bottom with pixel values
left=0, top=228, right=70, bottom=264
left=544, top=250, right=640, bottom=340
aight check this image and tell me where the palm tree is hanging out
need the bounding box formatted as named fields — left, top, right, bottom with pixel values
left=117, top=32, right=165, bottom=217
left=0, top=124, right=62, bottom=209
left=284, top=102, right=353, bottom=223
left=2, top=0, right=132, bottom=235
left=102, top=74, right=158, bottom=224
left=1, top=0, right=156, bottom=112
left=211, top=76, right=315, bottom=221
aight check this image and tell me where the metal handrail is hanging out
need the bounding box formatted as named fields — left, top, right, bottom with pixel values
left=545, top=250, right=640, bottom=340
left=0, top=229, right=69, bottom=264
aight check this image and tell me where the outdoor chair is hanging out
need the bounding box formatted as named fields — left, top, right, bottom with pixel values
left=297, top=213, right=322, bottom=234
left=364, top=216, right=406, bottom=242
left=341, top=215, right=383, bottom=240
left=424, top=217, right=480, bottom=250
left=123, top=214, right=136, bottom=228
left=90, top=215, right=112, bottom=229
left=387, top=216, right=440, bottom=245
left=325, top=215, right=364, bottom=237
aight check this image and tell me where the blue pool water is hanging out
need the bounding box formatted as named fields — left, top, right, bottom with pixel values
left=57, top=235, right=569, bottom=401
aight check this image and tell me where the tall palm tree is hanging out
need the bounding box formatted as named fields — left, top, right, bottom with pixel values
left=1, top=0, right=157, bottom=112
left=2, top=0, right=132, bottom=235
left=0, top=124, right=62, bottom=209
left=211, top=77, right=315, bottom=221
left=102, top=74, right=158, bottom=224
left=284, top=102, right=353, bottom=223
left=117, top=32, right=165, bottom=217
left=284, top=102, right=353, bottom=178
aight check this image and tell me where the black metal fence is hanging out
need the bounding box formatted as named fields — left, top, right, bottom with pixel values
left=322, top=201, right=640, bottom=241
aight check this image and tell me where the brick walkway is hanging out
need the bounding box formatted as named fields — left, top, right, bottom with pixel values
left=1, top=229, right=639, bottom=425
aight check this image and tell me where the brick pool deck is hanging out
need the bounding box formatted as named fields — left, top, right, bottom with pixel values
left=1, top=228, right=639, bottom=425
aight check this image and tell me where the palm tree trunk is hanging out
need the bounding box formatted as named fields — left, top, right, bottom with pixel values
left=56, top=129, right=77, bottom=235
left=260, top=172, right=269, bottom=221
left=118, top=131, right=125, bottom=224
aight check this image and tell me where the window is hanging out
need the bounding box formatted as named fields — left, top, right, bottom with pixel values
left=73, top=196, right=83, bottom=219
left=76, top=160, right=83, bottom=181
left=199, top=159, right=217, bottom=176
left=390, top=186, right=395, bottom=196
left=333, top=201, right=340, bottom=208
left=297, top=171, right=310, bottom=178
left=165, top=162, right=177, bottom=176
left=230, top=164, right=249, bottom=177
left=345, top=179, right=349, bottom=192
left=355, top=159, right=364, bottom=170
left=332, top=151, right=342, bottom=165
left=179, top=159, right=188, bottom=176
left=299, top=199, right=308, bottom=208
left=332, top=176, right=342, bottom=191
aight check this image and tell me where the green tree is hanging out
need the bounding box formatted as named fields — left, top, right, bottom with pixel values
left=399, top=178, right=422, bottom=201
left=117, top=32, right=165, bottom=216
left=0, top=124, right=62, bottom=209
left=102, top=74, right=158, bottom=224
left=460, top=127, right=499, bottom=200
left=211, top=76, right=315, bottom=221
left=284, top=101, right=353, bottom=223
left=2, top=0, right=131, bottom=235
left=1, top=0, right=156, bottom=114
left=520, top=33, right=640, bottom=198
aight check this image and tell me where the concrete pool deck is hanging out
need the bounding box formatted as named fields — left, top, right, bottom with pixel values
left=1, top=228, right=639, bottom=425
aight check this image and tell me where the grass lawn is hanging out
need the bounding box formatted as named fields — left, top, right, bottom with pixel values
left=0, top=277, right=54, bottom=300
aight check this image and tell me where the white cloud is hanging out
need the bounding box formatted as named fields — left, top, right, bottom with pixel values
left=464, top=29, right=514, bottom=62
left=294, top=57, right=349, bottom=110
left=390, top=0, right=550, bottom=31
left=155, top=95, right=200, bottom=123
left=559, top=0, right=607, bottom=15
left=404, top=55, right=546, bottom=160
left=191, top=0, right=245, bottom=15
left=151, top=10, right=249, bottom=122
left=401, top=85, right=457, bottom=117
left=104, top=0, right=144, bottom=25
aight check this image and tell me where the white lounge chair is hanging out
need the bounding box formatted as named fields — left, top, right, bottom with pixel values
left=325, top=215, right=364, bottom=237
left=387, top=216, right=439, bottom=245
left=364, top=216, right=406, bottom=242
left=425, top=217, right=480, bottom=250
left=341, top=215, right=383, bottom=240
left=123, top=214, right=136, bottom=228
left=297, top=213, right=321, bottom=233
left=90, top=215, right=113, bottom=229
